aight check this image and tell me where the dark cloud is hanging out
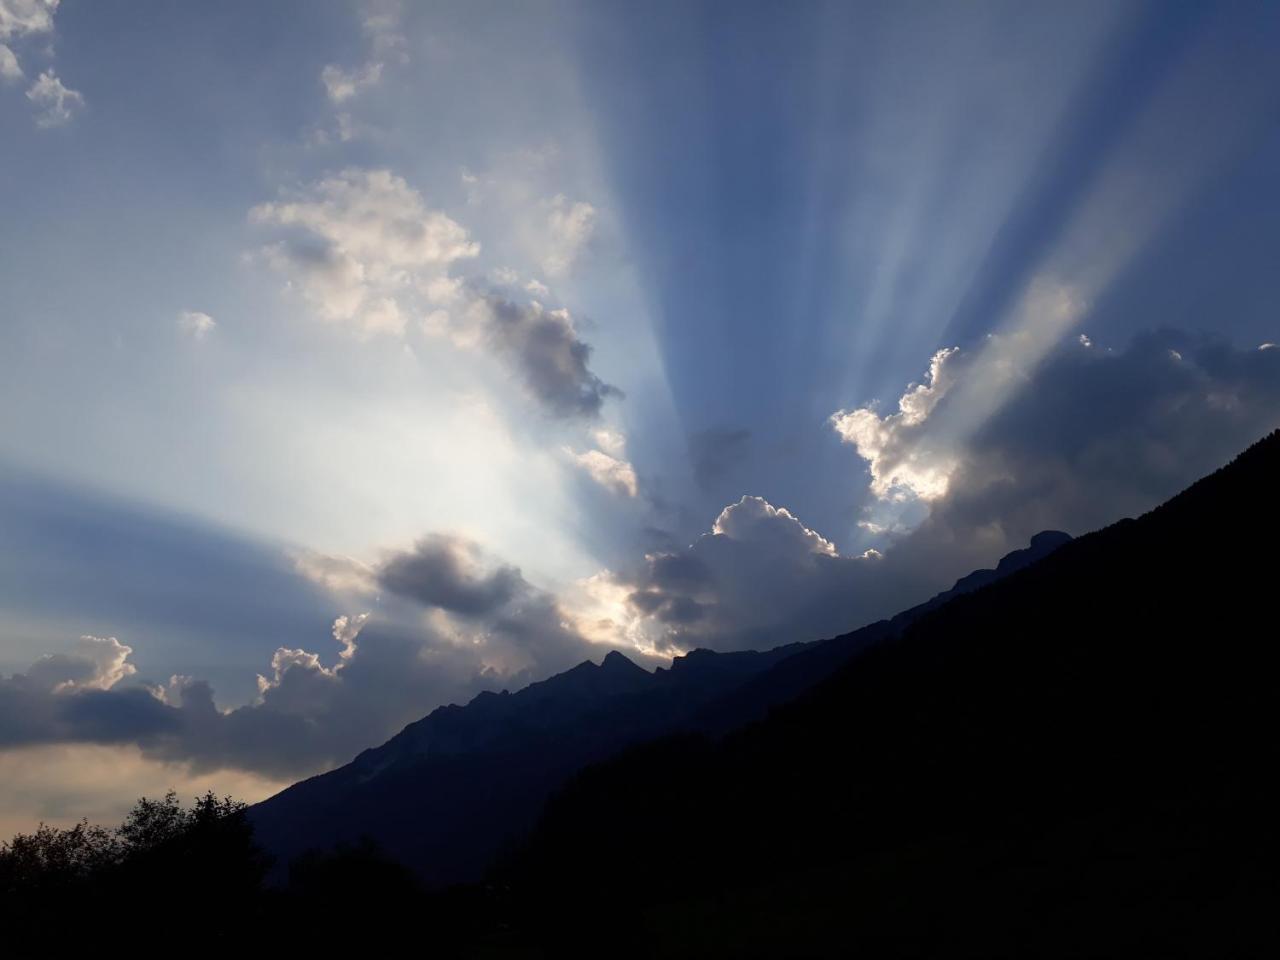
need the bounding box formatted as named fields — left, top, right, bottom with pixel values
left=622, top=331, right=1280, bottom=655
left=0, top=534, right=629, bottom=779
left=621, top=496, right=897, bottom=653
left=378, top=535, right=525, bottom=616
left=930, top=330, right=1280, bottom=548
left=0, top=640, right=175, bottom=749
left=474, top=293, right=620, bottom=419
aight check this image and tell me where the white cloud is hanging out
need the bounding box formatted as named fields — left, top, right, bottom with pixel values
left=332, top=613, right=369, bottom=661
left=525, top=278, right=550, bottom=297
left=178, top=310, right=216, bottom=340
left=23, top=636, right=137, bottom=694
left=830, top=346, right=961, bottom=503
left=566, top=446, right=638, bottom=497
left=25, top=68, right=82, bottom=127
left=711, top=496, right=838, bottom=557
left=0, top=43, right=21, bottom=81
left=250, top=168, right=479, bottom=337
left=0, top=0, right=57, bottom=39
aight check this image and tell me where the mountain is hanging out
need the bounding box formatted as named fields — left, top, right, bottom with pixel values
left=509, top=431, right=1280, bottom=956
left=249, top=533, right=1071, bottom=886
left=249, top=632, right=800, bottom=884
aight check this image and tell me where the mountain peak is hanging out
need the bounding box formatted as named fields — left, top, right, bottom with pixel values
left=601, top=649, right=642, bottom=672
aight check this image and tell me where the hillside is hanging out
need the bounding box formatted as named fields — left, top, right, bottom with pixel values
left=508, top=431, right=1280, bottom=956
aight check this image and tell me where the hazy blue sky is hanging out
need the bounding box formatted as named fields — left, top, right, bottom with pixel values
left=2, top=0, right=1279, bottom=832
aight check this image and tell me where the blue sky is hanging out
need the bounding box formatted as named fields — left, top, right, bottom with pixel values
left=2, top=0, right=1279, bottom=832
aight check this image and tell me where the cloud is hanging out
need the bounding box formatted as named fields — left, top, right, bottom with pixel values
left=378, top=535, right=525, bottom=616
left=0, top=590, right=608, bottom=780
left=830, top=347, right=961, bottom=503
left=617, top=495, right=888, bottom=653
left=542, top=194, right=596, bottom=276
left=289, top=550, right=377, bottom=596
left=0, top=0, right=57, bottom=39
left=460, top=293, right=620, bottom=418
left=612, top=330, right=1280, bottom=656
left=0, top=639, right=171, bottom=750
left=331, top=612, right=368, bottom=661
left=358, top=0, right=407, bottom=62
left=250, top=168, right=479, bottom=337
left=830, top=330, right=1280, bottom=574
left=25, top=68, right=81, bottom=127
left=923, top=330, right=1280, bottom=544
left=22, top=636, right=136, bottom=694
left=5, top=330, right=1268, bottom=784
left=0, top=43, right=20, bottom=81
left=177, top=310, right=216, bottom=340
left=566, top=447, right=638, bottom=497
left=321, top=61, right=383, bottom=103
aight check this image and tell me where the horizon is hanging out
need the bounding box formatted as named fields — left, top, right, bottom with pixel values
left=3, top=0, right=1280, bottom=838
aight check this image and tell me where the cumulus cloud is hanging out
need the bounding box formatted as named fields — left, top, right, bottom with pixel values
left=22, top=636, right=137, bottom=694
left=616, top=495, right=890, bottom=653
left=830, top=347, right=962, bottom=503
left=331, top=612, right=369, bottom=661
left=459, top=293, right=620, bottom=418
left=250, top=168, right=479, bottom=337
left=830, top=330, right=1280, bottom=576
left=25, top=68, right=81, bottom=126
left=177, top=310, right=216, bottom=340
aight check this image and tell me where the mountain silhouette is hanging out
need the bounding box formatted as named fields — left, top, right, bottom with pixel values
left=249, top=531, right=1072, bottom=886
left=508, top=430, right=1280, bottom=956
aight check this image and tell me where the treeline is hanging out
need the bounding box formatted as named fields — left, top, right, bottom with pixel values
left=0, top=794, right=511, bottom=957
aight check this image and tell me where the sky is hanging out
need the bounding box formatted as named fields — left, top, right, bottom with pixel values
left=2, top=0, right=1279, bottom=834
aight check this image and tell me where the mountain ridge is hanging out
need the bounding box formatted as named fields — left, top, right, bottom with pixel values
left=250, top=528, right=1074, bottom=884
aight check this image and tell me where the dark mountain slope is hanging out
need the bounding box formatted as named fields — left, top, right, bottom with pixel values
left=249, top=638, right=803, bottom=884
left=511, top=431, right=1280, bottom=957
left=251, top=533, right=1069, bottom=887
